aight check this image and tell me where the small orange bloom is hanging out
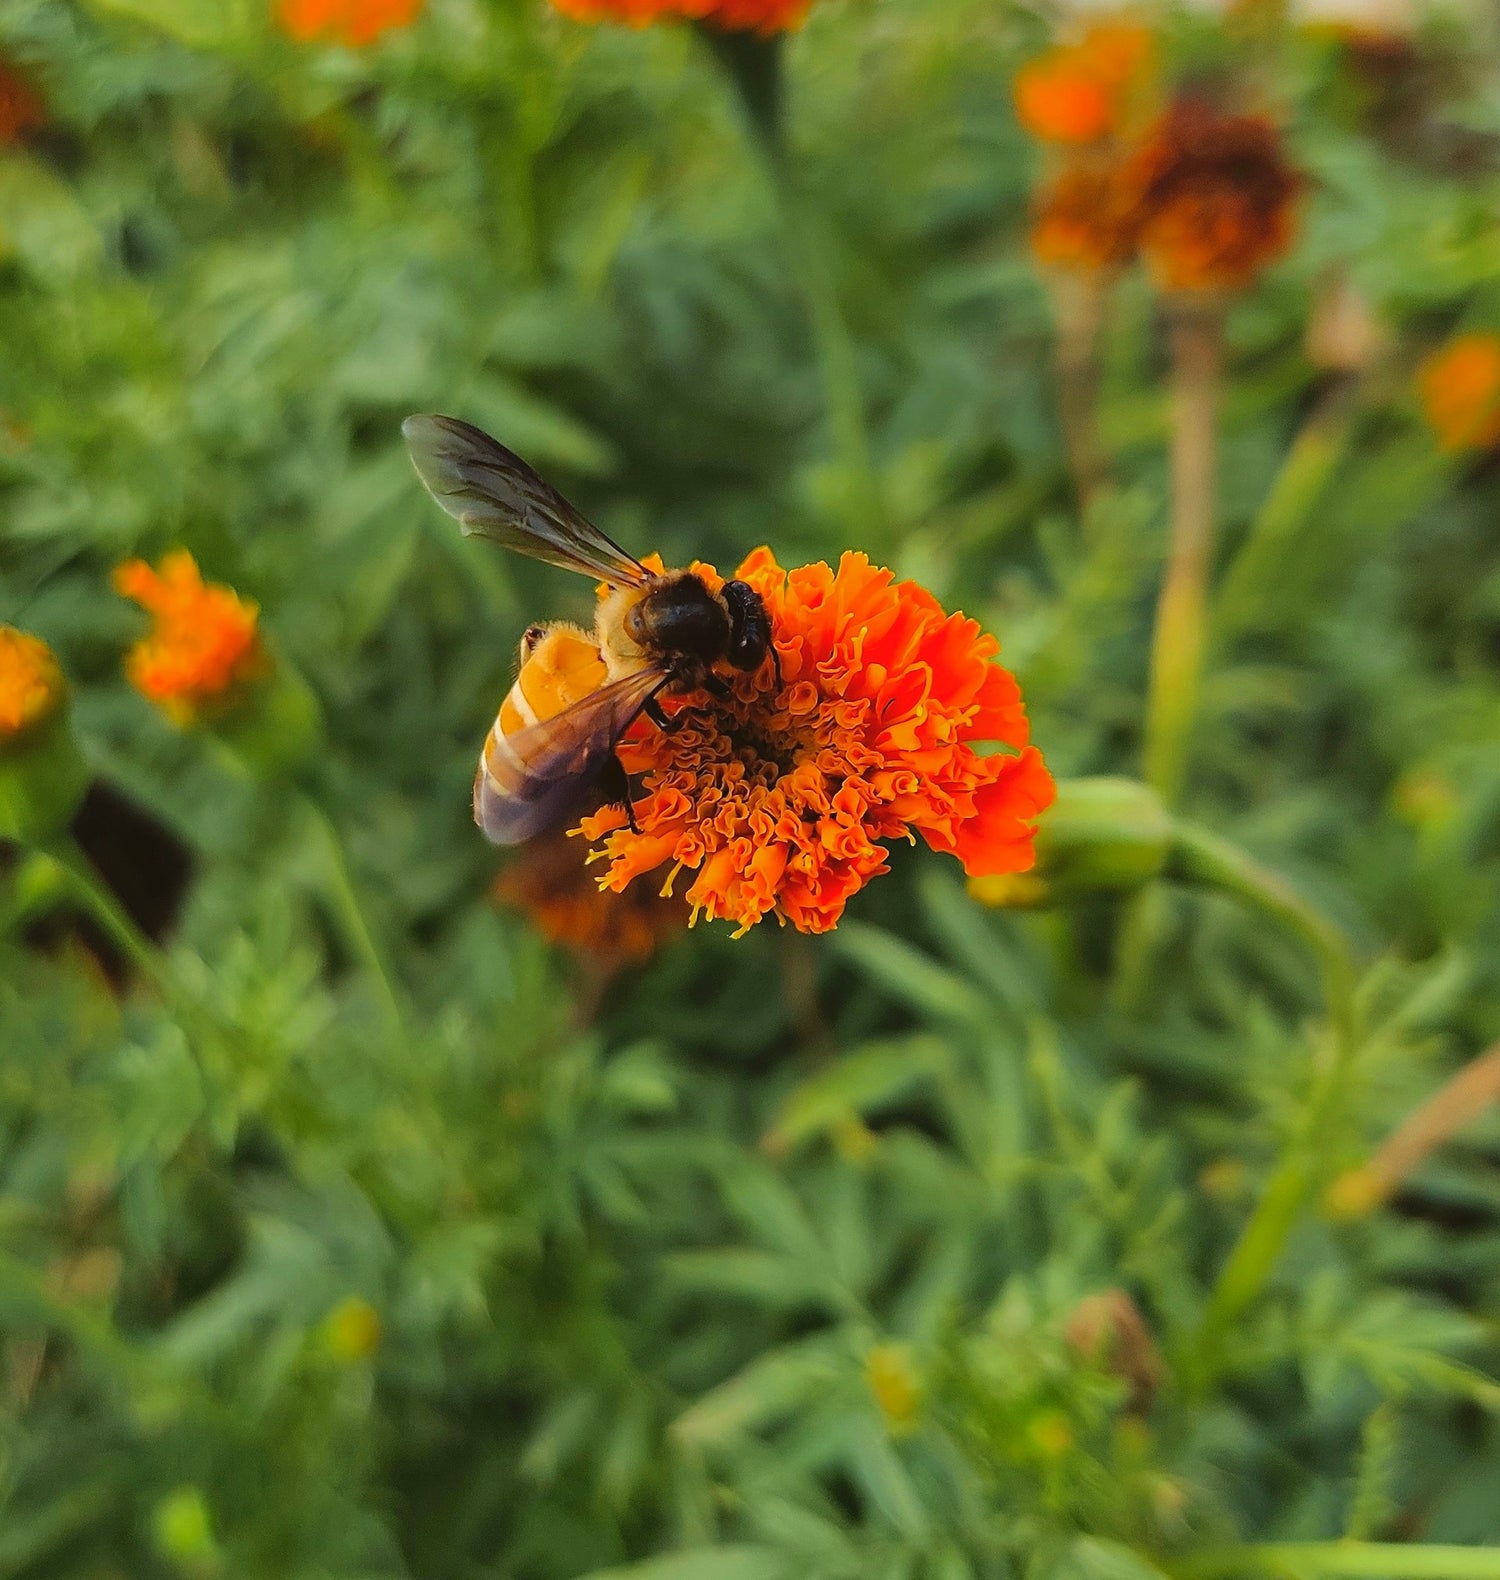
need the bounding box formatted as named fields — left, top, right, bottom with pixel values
left=1014, top=22, right=1156, bottom=145
left=0, top=627, right=65, bottom=741
left=547, top=0, right=810, bottom=33
left=112, top=550, right=265, bottom=724
left=276, top=0, right=422, bottom=47
left=0, top=59, right=44, bottom=145
left=495, top=829, right=687, bottom=966
left=1418, top=334, right=1500, bottom=452
left=1031, top=160, right=1142, bottom=273
left=1126, top=100, right=1302, bottom=293
left=578, top=549, right=1056, bottom=935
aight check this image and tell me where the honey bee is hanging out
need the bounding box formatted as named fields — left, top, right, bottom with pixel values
left=403, top=414, right=779, bottom=845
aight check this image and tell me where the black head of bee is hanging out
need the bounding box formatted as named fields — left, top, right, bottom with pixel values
left=720, top=579, right=774, bottom=674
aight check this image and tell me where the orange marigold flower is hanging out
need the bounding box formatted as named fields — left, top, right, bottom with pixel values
left=276, top=0, right=422, bottom=47
left=1126, top=100, right=1302, bottom=293
left=1418, top=333, right=1500, bottom=452
left=494, top=828, right=687, bottom=966
left=112, top=550, right=265, bottom=724
left=578, top=548, right=1056, bottom=935
left=547, top=0, right=810, bottom=33
left=1014, top=22, right=1156, bottom=145
left=1031, top=160, right=1141, bottom=273
left=0, top=58, right=44, bottom=145
left=0, top=627, right=65, bottom=742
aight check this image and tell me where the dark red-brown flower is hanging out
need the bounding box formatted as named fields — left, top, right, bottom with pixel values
left=547, top=0, right=810, bottom=33
left=1125, top=100, right=1302, bottom=293
left=0, top=59, right=44, bottom=145
left=578, top=548, right=1056, bottom=935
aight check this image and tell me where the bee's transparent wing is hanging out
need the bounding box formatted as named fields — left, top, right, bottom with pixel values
left=403, top=413, right=650, bottom=588
left=474, top=667, right=668, bottom=845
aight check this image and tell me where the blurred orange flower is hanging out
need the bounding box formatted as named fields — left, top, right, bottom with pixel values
left=1014, top=22, right=1155, bottom=145
left=0, top=59, right=44, bottom=145
left=276, top=0, right=422, bottom=47
left=1419, top=334, right=1500, bottom=451
left=0, top=627, right=65, bottom=741
left=547, top=0, right=810, bottom=32
left=1126, top=101, right=1301, bottom=292
left=113, top=551, right=265, bottom=724
left=1031, top=160, right=1142, bottom=273
left=578, top=548, right=1056, bottom=935
left=495, top=829, right=687, bottom=966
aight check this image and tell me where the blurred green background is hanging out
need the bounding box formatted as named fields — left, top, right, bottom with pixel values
left=3, top=0, right=1500, bottom=1576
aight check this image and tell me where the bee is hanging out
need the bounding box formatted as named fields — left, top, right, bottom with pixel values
left=403, top=414, right=779, bottom=845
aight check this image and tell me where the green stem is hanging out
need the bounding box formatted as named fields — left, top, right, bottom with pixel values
left=44, top=836, right=183, bottom=1008
left=299, top=795, right=407, bottom=1040
left=1143, top=299, right=1225, bottom=806
left=1187, top=1544, right=1500, bottom=1580
left=1050, top=271, right=1112, bottom=520
left=1169, top=819, right=1360, bottom=1385
left=1212, top=382, right=1358, bottom=653
left=1168, top=821, right=1356, bottom=1049
left=701, top=24, right=886, bottom=538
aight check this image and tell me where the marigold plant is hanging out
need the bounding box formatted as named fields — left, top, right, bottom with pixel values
left=1014, top=22, right=1155, bottom=145
left=578, top=548, right=1056, bottom=935
left=113, top=551, right=265, bottom=725
left=495, top=829, right=687, bottom=966
left=276, top=0, right=422, bottom=47
left=0, top=627, right=65, bottom=742
left=547, top=0, right=810, bottom=33
left=1126, top=100, right=1301, bottom=293
left=1418, top=333, right=1500, bottom=451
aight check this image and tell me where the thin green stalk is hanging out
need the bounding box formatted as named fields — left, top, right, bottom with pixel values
left=1212, top=381, right=1358, bottom=653
left=44, top=836, right=185, bottom=1010
left=1169, top=819, right=1360, bottom=1385
left=1187, top=1544, right=1500, bottom=1580
left=701, top=24, right=886, bottom=538
left=299, top=794, right=408, bottom=1040
left=1050, top=270, right=1112, bottom=518
left=1143, top=299, right=1225, bottom=805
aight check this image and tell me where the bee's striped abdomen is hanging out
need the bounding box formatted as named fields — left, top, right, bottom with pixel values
left=476, top=624, right=608, bottom=839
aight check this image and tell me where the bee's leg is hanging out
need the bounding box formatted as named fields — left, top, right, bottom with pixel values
left=767, top=648, right=783, bottom=693
left=598, top=755, right=641, bottom=834
left=644, top=694, right=692, bottom=734
left=701, top=673, right=732, bottom=700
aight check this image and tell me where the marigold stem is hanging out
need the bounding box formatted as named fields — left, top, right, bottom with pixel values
left=44, top=836, right=178, bottom=1000
left=1050, top=272, right=1111, bottom=517
left=299, top=795, right=408, bottom=1042
left=1326, top=1039, right=1500, bottom=1218
left=1186, top=1543, right=1500, bottom=1580
left=1164, top=818, right=1360, bottom=1388
left=1212, top=378, right=1358, bottom=653
left=1143, top=298, right=1225, bottom=805
left=701, top=24, right=886, bottom=538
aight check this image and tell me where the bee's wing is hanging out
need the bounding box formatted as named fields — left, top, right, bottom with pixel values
left=403, top=414, right=650, bottom=588
left=475, top=666, right=669, bottom=845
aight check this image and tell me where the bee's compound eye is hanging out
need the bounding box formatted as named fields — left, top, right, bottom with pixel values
left=519, top=624, right=548, bottom=660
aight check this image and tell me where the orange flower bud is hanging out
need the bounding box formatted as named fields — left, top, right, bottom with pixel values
left=1014, top=23, right=1156, bottom=145
left=276, top=0, right=422, bottom=47
left=1418, top=334, right=1500, bottom=452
